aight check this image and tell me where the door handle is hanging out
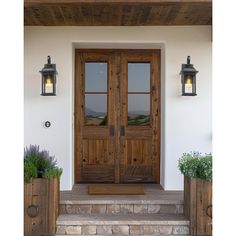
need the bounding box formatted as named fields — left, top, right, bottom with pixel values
left=109, top=125, right=115, bottom=136
left=120, top=126, right=125, bottom=136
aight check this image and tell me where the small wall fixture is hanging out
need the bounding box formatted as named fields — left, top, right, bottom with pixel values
left=180, top=56, right=198, bottom=96
left=40, top=56, right=57, bottom=96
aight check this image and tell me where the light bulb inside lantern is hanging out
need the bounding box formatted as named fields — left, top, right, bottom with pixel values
left=185, top=76, right=193, bottom=93
left=45, top=76, right=53, bottom=93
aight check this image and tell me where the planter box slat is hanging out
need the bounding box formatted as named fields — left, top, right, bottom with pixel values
left=24, top=178, right=60, bottom=236
left=197, top=178, right=212, bottom=235
left=184, top=176, right=212, bottom=236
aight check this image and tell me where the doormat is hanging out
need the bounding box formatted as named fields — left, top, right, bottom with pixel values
left=88, top=184, right=145, bottom=195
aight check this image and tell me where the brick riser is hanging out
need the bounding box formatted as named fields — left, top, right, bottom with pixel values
left=60, top=203, right=184, bottom=215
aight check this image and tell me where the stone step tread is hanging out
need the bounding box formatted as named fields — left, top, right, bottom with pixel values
left=57, top=213, right=189, bottom=226
left=61, top=186, right=183, bottom=205
left=60, top=200, right=183, bottom=204
left=56, top=235, right=191, bottom=236
left=60, top=195, right=183, bottom=205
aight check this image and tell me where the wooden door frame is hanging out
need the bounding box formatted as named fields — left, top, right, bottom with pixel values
left=74, top=49, right=161, bottom=184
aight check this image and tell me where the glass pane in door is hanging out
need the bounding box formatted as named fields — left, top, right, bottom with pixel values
left=128, top=94, right=150, bottom=125
left=127, top=62, right=151, bottom=126
left=85, top=95, right=107, bottom=126
left=85, top=62, right=107, bottom=92
left=128, top=63, right=150, bottom=92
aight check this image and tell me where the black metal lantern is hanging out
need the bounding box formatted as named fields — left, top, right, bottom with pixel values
left=40, top=56, right=57, bottom=96
left=180, top=56, right=198, bottom=96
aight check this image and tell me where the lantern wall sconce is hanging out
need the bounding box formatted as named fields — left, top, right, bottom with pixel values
left=40, top=56, right=58, bottom=96
left=180, top=56, right=198, bottom=96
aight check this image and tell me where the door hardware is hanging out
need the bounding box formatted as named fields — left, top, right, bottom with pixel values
left=109, top=126, right=115, bottom=136
left=120, top=126, right=125, bottom=136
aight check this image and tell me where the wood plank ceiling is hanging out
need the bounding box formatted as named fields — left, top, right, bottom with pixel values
left=24, top=0, right=212, bottom=26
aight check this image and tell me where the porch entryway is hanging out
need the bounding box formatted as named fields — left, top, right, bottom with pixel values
left=56, top=184, right=189, bottom=235
left=74, top=49, right=161, bottom=184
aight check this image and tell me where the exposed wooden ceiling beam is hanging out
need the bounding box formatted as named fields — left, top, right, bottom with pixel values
left=25, top=0, right=212, bottom=6
left=24, top=0, right=212, bottom=26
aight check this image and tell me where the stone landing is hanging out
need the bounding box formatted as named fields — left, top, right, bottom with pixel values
left=56, top=184, right=190, bottom=235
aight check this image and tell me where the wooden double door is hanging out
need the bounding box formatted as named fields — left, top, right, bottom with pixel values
left=74, top=49, right=161, bottom=183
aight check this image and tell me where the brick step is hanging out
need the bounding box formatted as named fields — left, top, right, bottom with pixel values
left=56, top=213, right=189, bottom=235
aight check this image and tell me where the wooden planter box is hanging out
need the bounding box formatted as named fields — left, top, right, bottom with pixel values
left=24, top=178, right=60, bottom=236
left=184, top=176, right=212, bottom=236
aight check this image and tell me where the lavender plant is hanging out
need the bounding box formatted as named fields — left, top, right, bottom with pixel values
left=24, top=144, right=62, bottom=183
left=178, top=152, right=212, bottom=181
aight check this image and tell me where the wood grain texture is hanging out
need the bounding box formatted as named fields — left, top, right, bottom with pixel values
left=120, top=51, right=160, bottom=183
left=184, top=176, right=212, bottom=236
left=24, top=178, right=60, bottom=236
left=25, top=1, right=212, bottom=4
left=75, top=51, right=116, bottom=183
left=197, top=178, right=212, bottom=235
left=75, top=49, right=160, bottom=183
left=24, top=1, right=212, bottom=26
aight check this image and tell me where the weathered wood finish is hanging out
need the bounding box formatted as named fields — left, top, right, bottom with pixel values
left=74, top=49, right=160, bottom=183
left=24, top=178, right=60, bottom=236
left=75, top=51, right=116, bottom=183
left=184, top=176, right=212, bottom=236
left=119, top=51, right=160, bottom=183
left=24, top=1, right=212, bottom=26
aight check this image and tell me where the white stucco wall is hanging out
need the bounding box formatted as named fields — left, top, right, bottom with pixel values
left=24, top=26, right=212, bottom=191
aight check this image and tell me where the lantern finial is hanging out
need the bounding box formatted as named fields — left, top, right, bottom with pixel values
left=187, top=56, right=191, bottom=65
left=47, top=56, right=51, bottom=65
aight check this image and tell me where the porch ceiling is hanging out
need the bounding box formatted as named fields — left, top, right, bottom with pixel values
left=24, top=0, right=212, bottom=26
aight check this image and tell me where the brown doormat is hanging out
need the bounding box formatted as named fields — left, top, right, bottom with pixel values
left=88, top=184, right=145, bottom=195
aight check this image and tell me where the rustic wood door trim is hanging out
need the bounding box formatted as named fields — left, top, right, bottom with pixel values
left=74, top=49, right=161, bottom=183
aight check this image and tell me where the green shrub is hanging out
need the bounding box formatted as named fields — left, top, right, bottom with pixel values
left=24, top=145, right=63, bottom=183
left=24, top=161, right=37, bottom=183
left=198, top=154, right=212, bottom=181
left=178, top=152, right=212, bottom=181
left=43, top=168, right=63, bottom=179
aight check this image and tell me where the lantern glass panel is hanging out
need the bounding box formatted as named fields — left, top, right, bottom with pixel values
left=184, top=75, right=193, bottom=94
left=43, top=74, right=54, bottom=94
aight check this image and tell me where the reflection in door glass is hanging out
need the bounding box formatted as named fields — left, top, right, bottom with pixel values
left=85, top=62, right=107, bottom=92
left=128, top=63, right=150, bottom=92
left=85, top=94, right=107, bottom=125
left=128, top=94, right=150, bottom=125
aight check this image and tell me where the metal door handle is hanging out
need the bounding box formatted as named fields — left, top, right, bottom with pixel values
left=109, top=126, right=115, bottom=136
left=120, top=126, right=125, bottom=136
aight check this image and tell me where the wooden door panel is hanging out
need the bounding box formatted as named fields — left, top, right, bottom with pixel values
left=81, top=165, right=115, bottom=182
left=82, top=139, right=115, bottom=165
left=125, top=139, right=152, bottom=165
left=119, top=51, right=160, bottom=183
left=120, top=138, right=154, bottom=182
left=121, top=166, right=154, bottom=182
left=75, top=50, right=116, bottom=183
left=75, top=49, right=160, bottom=183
